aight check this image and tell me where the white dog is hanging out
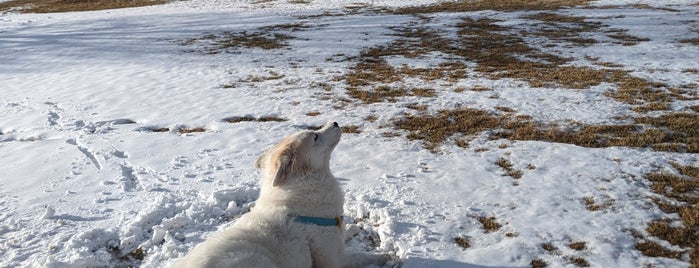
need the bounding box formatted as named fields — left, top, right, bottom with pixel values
left=173, top=122, right=386, bottom=268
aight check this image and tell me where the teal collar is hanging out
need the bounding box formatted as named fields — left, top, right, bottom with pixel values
left=293, top=216, right=343, bottom=230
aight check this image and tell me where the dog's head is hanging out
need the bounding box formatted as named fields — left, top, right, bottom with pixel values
left=255, top=122, right=342, bottom=187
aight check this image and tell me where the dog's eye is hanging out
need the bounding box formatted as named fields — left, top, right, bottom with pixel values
left=314, top=133, right=319, bottom=141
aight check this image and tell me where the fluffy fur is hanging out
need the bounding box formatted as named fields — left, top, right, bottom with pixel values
left=173, top=122, right=386, bottom=268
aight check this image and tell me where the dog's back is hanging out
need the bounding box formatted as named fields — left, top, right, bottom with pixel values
left=172, top=211, right=312, bottom=268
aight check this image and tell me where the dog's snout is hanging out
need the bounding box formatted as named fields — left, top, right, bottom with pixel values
left=332, top=122, right=339, bottom=127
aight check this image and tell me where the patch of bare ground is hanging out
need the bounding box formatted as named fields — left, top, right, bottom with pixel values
left=0, top=0, right=167, bottom=13
left=637, top=163, right=699, bottom=265
left=530, top=259, right=548, bottom=267
left=380, top=20, right=697, bottom=150
left=395, top=0, right=593, bottom=14
left=180, top=23, right=311, bottom=54
left=522, top=13, right=602, bottom=46
left=568, top=256, right=590, bottom=267
left=680, top=38, right=699, bottom=46
left=478, top=216, right=502, bottom=233
left=395, top=108, right=501, bottom=152
left=177, top=127, right=206, bottom=134
left=496, top=157, right=524, bottom=179
left=583, top=196, right=616, bottom=211
left=223, top=115, right=288, bottom=123
left=495, top=112, right=699, bottom=153
left=454, top=236, right=471, bottom=249
left=342, top=25, right=466, bottom=103
left=395, top=105, right=698, bottom=153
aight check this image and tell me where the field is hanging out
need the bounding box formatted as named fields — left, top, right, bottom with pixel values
left=1, top=0, right=698, bottom=267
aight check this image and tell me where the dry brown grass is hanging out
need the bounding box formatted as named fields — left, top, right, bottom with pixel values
left=396, top=0, right=593, bottom=14
left=496, top=157, right=524, bottom=179
left=522, top=13, right=602, bottom=46
left=478, top=216, right=502, bottom=233
left=568, top=257, right=590, bottom=267
left=395, top=105, right=697, bottom=153
left=178, top=127, right=206, bottom=134
left=454, top=17, right=609, bottom=89
left=0, top=0, right=167, bottom=13
left=639, top=163, right=699, bottom=265
left=145, top=127, right=170, bottom=133
left=680, top=38, right=699, bottom=46
left=606, top=29, right=651, bottom=46
left=239, top=72, right=285, bottom=83
left=530, top=259, right=548, bottom=267
left=342, top=27, right=464, bottom=103
left=568, top=241, right=587, bottom=251
left=635, top=241, right=682, bottom=259
left=395, top=108, right=501, bottom=151
left=542, top=242, right=558, bottom=252
left=341, top=125, right=362, bottom=134
left=583, top=197, right=601, bottom=211
left=583, top=196, right=616, bottom=212
left=223, top=115, right=288, bottom=123
left=454, top=236, right=471, bottom=249
left=213, top=31, right=293, bottom=51
left=496, top=113, right=699, bottom=153
left=181, top=23, right=308, bottom=54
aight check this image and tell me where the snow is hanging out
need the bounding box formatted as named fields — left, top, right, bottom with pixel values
left=1, top=0, right=698, bottom=267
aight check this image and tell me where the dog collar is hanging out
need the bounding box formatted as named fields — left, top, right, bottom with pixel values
left=293, top=216, right=343, bottom=230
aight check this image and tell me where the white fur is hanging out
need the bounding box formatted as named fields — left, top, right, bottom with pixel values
left=173, top=122, right=386, bottom=268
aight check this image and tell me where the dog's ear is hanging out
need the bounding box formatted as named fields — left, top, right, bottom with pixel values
left=270, top=145, right=309, bottom=187
left=272, top=153, right=293, bottom=186
left=255, top=153, right=266, bottom=169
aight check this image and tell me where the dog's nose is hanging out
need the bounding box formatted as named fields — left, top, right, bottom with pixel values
left=332, top=122, right=339, bottom=127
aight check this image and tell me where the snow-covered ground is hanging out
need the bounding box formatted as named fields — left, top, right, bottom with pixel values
left=1, top=0, right=698, bottom=267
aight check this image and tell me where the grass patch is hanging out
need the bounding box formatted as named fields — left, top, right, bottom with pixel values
left=568, top=257, right=590, bottom=267
left=177, top=127, right=206, bottom=134
left=181, top=23, right=310, bottom=54
left=496, top=157, right=524, bottom=179
left=606, top=29, right=651, bottom=46
left=0, top=0, right=167, bottom=13
left=239, top=71, right=285, bottom=83
left=542, top=242, right=558, bottom=252
left=341, top=125, right=362, bottom=134
left=522, top=13, right=602, bottom=46
left=531, top=259, right=548, bottom=267
left=496, top=113, right=699, bottom=153
left=454, top=236, right=471, bottom=249
left=137, top=126, right=170, bottom=133
left=583, top=197, right=601, bottom=211
left=680, top=38, right=699, bottom=46
left=126, top=247, right=146, bottom=261
left=395, top=0, right=593, bottom=14
left=212, top=31, right=293, bottom=51
left=568, top=241, right=587, bottom=251
left=395, top=108, right=501, bottom=152
left=639, top=163, right=699, bottom=265
left=583, top=196, right=615, bottom=211
left=341, top=26, right=467, bottom=103
left=454, top=17, right=610, bottom=89
left=223, top=115, right=288, bottom=123
left=395, top=105, right=698, bottom=153
left=635, top=241, right=682, bottom=259
left=478, top=216, right=502, bottom=233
